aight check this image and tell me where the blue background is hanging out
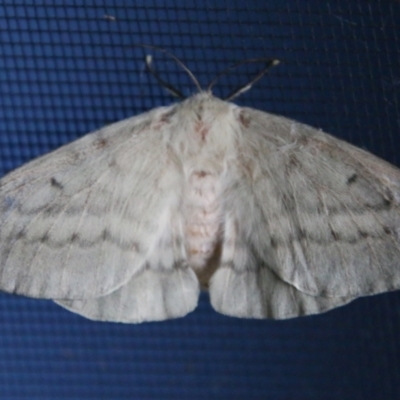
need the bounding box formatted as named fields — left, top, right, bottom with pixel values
left=0, top=1, right=400, bottom=399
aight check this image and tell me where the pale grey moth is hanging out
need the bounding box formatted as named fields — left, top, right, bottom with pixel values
left=1, top=52, right=400, bottom=323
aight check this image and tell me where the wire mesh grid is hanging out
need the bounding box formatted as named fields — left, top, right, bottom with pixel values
left=0, top=1, right=399, bottom=399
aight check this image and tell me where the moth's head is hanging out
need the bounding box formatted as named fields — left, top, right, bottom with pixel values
left=142, top=45, right=280, bottom=102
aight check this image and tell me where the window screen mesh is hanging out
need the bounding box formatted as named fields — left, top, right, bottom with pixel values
left=0, top=1, right=400, bottom=399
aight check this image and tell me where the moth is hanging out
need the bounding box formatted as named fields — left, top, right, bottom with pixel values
left=1, top=51, right=400, bottom=323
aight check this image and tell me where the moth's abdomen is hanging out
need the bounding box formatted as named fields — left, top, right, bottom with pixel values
left=184, top=170, right=222, bottom=288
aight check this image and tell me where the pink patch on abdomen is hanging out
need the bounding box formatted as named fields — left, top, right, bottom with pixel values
left=185, top=170, right=222, bottom=285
